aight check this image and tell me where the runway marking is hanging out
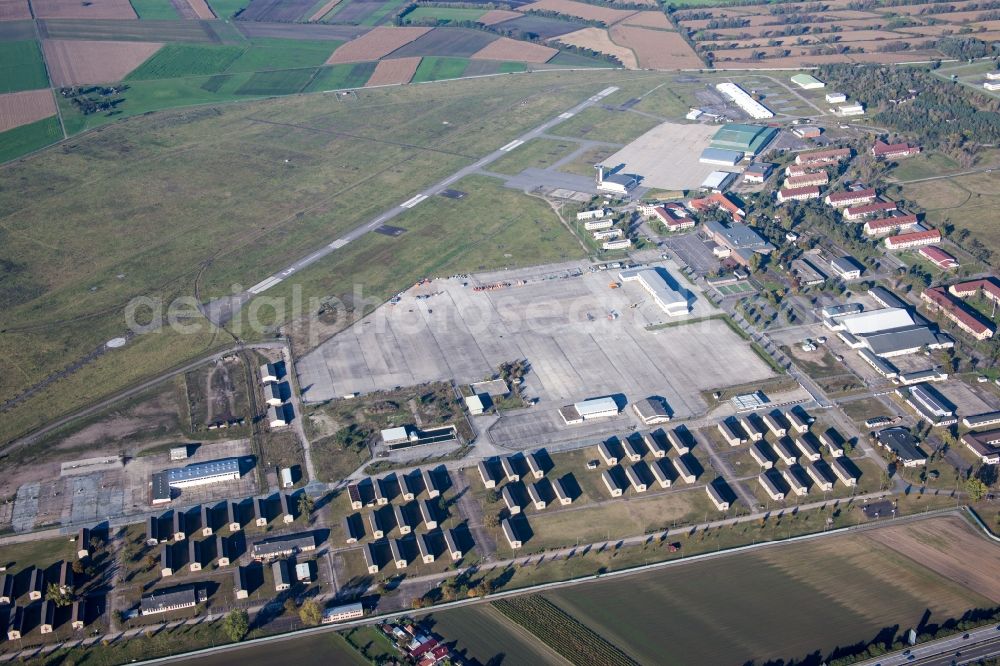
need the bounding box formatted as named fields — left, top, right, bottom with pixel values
left=400, top=193, right=428, bottom=208
left=328, top=238, right=349, bottom=249
left=248, top=276, right=282, bottom=295
left=597, top=86, right=619, bottom=97
left=558, top=112, right=574, bottom=119
left=499, top=139, right=524, bottom=152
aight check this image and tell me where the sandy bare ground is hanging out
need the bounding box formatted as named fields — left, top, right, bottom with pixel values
left=326, top=26, right=431, bottom=64
left=32, top=0, right=137, bottom=19
left=553, top=27, right=637, bottom=69
left=622, top=10, right=673, bottom=30
left=0, top=0, right=30, bottom=20
left=518, top=0, right=636, bottom=25
left=471, top=36, right=556, bottom=63
left=478, top=9, right=521, bottom=25
left=0, top=89, right=57, bottom=132
left=365, top=56, right=421, bottom=86
left=609, top=25, right=702, bottom=69
left=867, top=515, right=1000, bottom=604
left=183, top=0, right=216, bottom=19
left=309, top=0, right=341, bottom=21
left=43, top=40, right=163, bottom=86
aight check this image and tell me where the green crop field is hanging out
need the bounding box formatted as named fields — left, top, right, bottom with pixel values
left=129, top=0, right=182, bottom=19
left=490, top=137, right=580, bottom=175
left=0, top=116, right=62, bottom=164
left=126, top=44, right=246, bottom=80
left=541, top=525, right=991, bottom=665
left=206, top=0, right=248, bottom=18
left=0, top=40, right=49, bottom=93
left=426, top=605, right=563, bottom=664
left=0, top=69, right=649, bottom=448
left=405, top=6, right=486, bottom=23
left=234, top=68, right=316, bottom=95
left=411, top=56, right=468, bottom=83
left=224, top=39, right=340, bottom=73
left=304, top=62, right=377, bottom=90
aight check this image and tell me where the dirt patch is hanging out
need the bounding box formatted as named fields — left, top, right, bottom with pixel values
left=0, top=0, right=30, bottom=20
left=519, top=0, right=636, bottom=25
left=471, top=36, right=556, bottom=63
left=553, top=27, right=637, bottom=68
left=609, top=25, right=702, bottom=69
left=326, top=26, right=431, bottom=64
left=365, top=56, right=421, bottom=86
left=43, top=39, right=163, bottom=86
left=0, top=89, right=57, bottom=132
left=309, top=0, right=341, bottom=21
left=183, top=0, right=216, bottom=19
left=479, top=9, right=521, bottom=25
left=622, top=10, right=672, bottom=30
left=866, top=515, right=1000, bottom=604
left=32, top=0, right=137, bottom=19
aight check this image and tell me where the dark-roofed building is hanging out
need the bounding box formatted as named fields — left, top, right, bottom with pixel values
left=140, top=584, right=201, bottom=616
left=961, top=430, right=1000, bottom=464
left=876, top=427, right=927, bottom=466
left=632, top=397, right=672, bottom=425
left=250, top=532, right=316, bottom=562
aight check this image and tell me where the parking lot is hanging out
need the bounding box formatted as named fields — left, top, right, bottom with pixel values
left=665, top=230, right=721, bottom=275
left=297, top=259, right=776, bottom=422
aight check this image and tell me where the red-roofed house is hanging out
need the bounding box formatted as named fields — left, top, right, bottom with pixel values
left=921, top=287, right=994, bottom=339
left=949, top=277, right=1000, bottom=303
left=652, top=204, right=695, bottom=231
left=795, top=147, right=851, bottom=166
left=784, top=171, right=829, bottom=189
left=843, top=201, right=897, bottom=221
left=687, top=193, right=745, bottom=220
left=777, top=185, right=821, bottom=203
left=864, top=214, right=919, bottom=236
left=885, top=229, right=941, bottom=250
left=919, top=246, right=959, bottom=270
left=872, top=140, right=921, bottom=159
left=825, top=188, right=876, bottom=208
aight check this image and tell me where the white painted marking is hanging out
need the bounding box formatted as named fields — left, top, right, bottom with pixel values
left=558, top=112, right=574, bottom=119
left=328, top=238, right=349, bottom=249
left=598, top=86, right=619, bottom=97
left=248, top=276, right=282, bottom=295
left=499, top=139, right=524, bottom=152
left=400, top=194, right=428, bottom=209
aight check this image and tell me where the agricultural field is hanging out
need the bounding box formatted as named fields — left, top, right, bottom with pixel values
left=472, top=35, right=556, bottom=63
left=0, top=40, right=49, bottom=93
left=403, top=5, right=486, bottom=24
left=425, top=605, right=566, bottom=665
left=0, top=0, right=31, bottom=21
left=43, top=40, right=165, bottom=86
left=326, top=26, right=430, bottom=63
left=238, top=0, right=316, bottom=22
left=0, top=115, right=62, bottom=163
left=364, top=56, right=421, bottom=86
left=553, top=27, right=638, bottom=69
left=206, top=0, right=249, bottom=19
left=126, top=44, right=246, bottom=80
left=305, top=61, right=377, bottom=89
left=32, top=0, right=137, bottom=19
left=129, top=0, right=183, bottom=19
left=0, top=68, right=642, bottom=449
left=0, top=89, right=56, bottom=132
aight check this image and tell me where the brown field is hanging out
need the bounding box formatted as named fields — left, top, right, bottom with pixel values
left=0, top=89, right=57, bottom=132
left=478, top=9, right=521, bottom=25
left=32, top=0, right=137, bottom=19
left=364, top=56, right=421, bottom=86
left=0, top=0, right=30, bottom=20
left=622, top=10, right=672, bottom=30
left=326, top=26, right=431, bottom=64
left=42, top=39, right=163, bottom=86
left=694, top=18, right=890, bottom=39
left=470, top=36, right=556, bottom=63
left=683, top=8, right=882, bottom=29
left=868, top=515, right=1000, bottom=604
left=609, top=25, right=702, bottom=69
left=553, top=27, right=637, bottom=68
left=518, top=0, right=636, bottom=25
left=714, top=54, right=852, bottom=68
left=890, top=0, right=981, bottom=14
left=183, top=0, right=216, bottom=19
left=309, top=0, right=341, bottom=21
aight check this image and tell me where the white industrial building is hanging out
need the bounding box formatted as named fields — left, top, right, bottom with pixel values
left=701, top=170, right=738, bottom=193
left=619, top=268, right=690, bottom=317
left=165, top=458, right=241, bottom=489
left=716, top=82, right=774, bottom=119
left=560, top=397, right=619, bottom=425
left=825, top=92, right=847, bottom=104
left=838, top=102, right=865, bottom=116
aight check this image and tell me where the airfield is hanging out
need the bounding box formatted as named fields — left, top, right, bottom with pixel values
left=296, top=257, right=775, bottom=425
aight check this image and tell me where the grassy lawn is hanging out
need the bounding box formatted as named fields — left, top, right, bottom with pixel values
left=551, top=105, right=660, bottom=144
left=0, top=115, right=61, bottom=163
left=890, top=151, right=960, bottom=182
left=903, top=171, right=1000, bottom=263
left=489, top=137, right=580, bottom=175
left=129, top=0, right=183, bottom=19
left=0, top=41, right=49, bottom=93
left=411, top=56, right=469, bottom=83
left=0, top=69, right=648, bottom=451
left=559, top=144, right=619, bottom=176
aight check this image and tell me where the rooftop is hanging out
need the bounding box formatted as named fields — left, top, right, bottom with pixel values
left=840, top=308, right=915, bottom=335
left=165, top=458, right=241, bottom=486
left=574, top=397, right=619, bottom=417
left=876, top=427, right=925, bottom=462
left=703, top=220, right=772, bottom=252
left=710, top=124, right=777, bottom=155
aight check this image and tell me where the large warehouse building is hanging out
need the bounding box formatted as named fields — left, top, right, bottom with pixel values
left=619, top=268, right=690, bottom=317
left=559, top=397, right=619, bottom=425
left=715, top=83, right=774, bottom=119
left=709, top=123, right=778, bottom=156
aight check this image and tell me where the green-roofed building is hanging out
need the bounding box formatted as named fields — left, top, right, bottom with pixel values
left=709, top=124, right=778, bottom=157
left=791, top=73, right=825, bottom=89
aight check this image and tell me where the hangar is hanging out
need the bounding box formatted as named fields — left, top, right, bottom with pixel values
left=618, top=268, right=690, bottom=317
left=709, top=124, right=778, bottom=157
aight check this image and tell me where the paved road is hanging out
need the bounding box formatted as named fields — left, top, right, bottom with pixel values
left=232, top=85, right=622, bottom=307
left=855, top=625, right=1000, bottom=666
